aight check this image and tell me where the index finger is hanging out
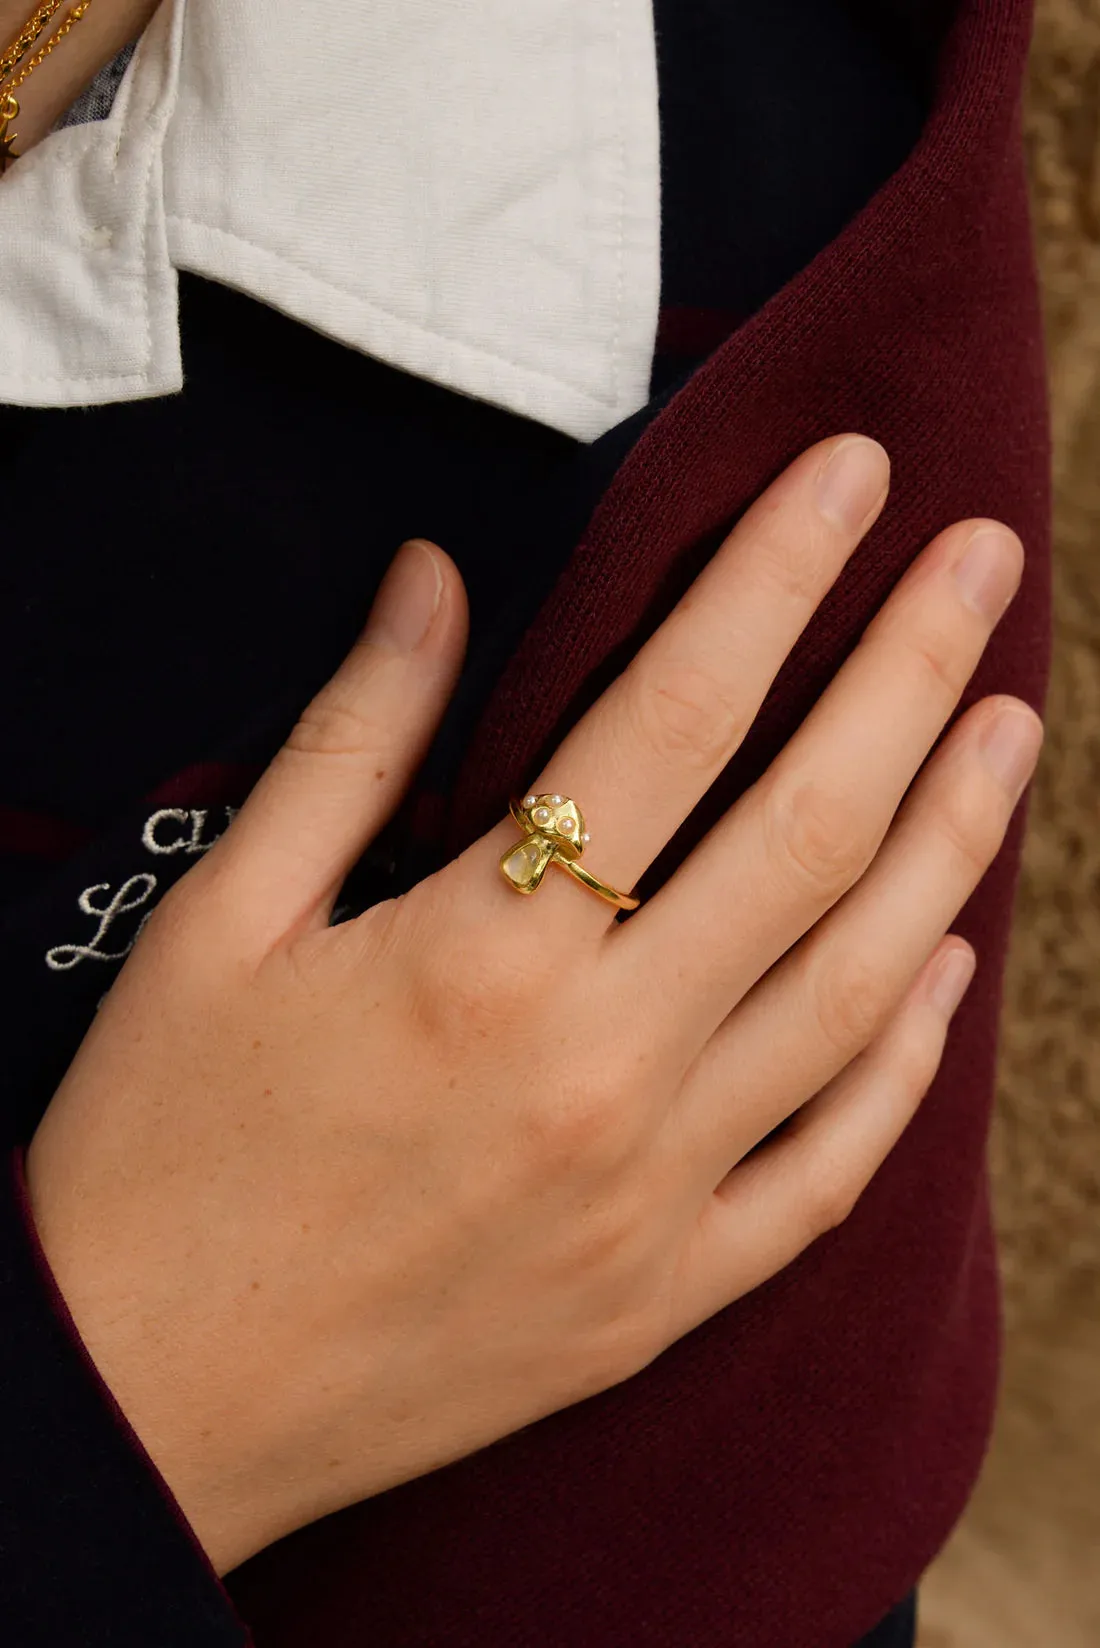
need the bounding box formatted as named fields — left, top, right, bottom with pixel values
left=459, top=434, right=890, bottom=940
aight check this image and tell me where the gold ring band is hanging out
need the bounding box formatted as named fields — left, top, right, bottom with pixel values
left=499, top=794, right=641, bottom=911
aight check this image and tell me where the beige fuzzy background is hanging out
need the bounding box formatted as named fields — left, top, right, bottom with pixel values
left=917, top=2, right=1100, bottom=1643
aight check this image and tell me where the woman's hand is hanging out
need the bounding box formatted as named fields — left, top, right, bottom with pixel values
left=24, top=435, right=1042, bottom=1577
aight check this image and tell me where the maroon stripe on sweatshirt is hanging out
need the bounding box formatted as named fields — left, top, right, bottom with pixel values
left=0, top=806, right=93, bottom=862
left=0, top=763, right=263, bottom=864
left=144, top=762, right=262, bottom=810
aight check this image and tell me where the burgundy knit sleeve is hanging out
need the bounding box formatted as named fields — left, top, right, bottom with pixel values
left=0, top=1146, right=252, bottom=1647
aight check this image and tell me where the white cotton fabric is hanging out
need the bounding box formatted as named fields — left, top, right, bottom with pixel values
left=0, top=0, right=663, bottom=442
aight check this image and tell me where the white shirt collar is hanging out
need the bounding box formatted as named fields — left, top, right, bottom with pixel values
left=0, top=0, right=662, bottom=442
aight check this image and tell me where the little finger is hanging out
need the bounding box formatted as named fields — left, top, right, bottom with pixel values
left=668, top=936, right=976, bottom=1339
left=675, top=696, right=1042, bottom=1174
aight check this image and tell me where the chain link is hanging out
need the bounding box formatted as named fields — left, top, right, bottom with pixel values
left=0, top=0, right=95, bottom=172
left=0, top=1, right=66, bottom=83
left=2, top=0, right=94, bottom=97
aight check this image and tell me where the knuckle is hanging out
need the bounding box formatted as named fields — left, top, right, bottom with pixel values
left=767, top=776, right=876, bottom=904
left=906, top=616, right=970, bottom=699
left=634, top=657, right=742, bottom=772
left=890, top=1015, right=944, bottom=1098
left=286, top=678, right=385, bottom=761
left=935, top=772, right=1002, bottom=876
left=414, top=940, right=539, bottom=1044
left=812, top=950, right=891, bottom=1057
left=752, top=515, right=833, bottom=605
left=808, top=1159, right=862, bottom=1233
left=523, top=1071, right=634, bottom=1177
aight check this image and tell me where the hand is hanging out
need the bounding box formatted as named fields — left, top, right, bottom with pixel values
left=24, top=434, right=1042, bottom=1577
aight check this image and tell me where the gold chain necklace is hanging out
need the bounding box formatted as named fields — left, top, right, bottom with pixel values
left=0, top=0, right=95, bottom=175
left=0, top=0, right=66, bottom=81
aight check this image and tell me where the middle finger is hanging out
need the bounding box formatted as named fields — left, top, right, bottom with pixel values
left=472, top=434, right=891, bottom=938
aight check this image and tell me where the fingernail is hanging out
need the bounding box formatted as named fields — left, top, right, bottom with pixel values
left=363, top=540, right=443, bottom=653
left=978, top=705, right=1044, bottom=798
left=927, top=945, right=976, bottom=1017
left=952, top=526, right=1022, bottom=623
left=815, top=437, right=890, bottom=532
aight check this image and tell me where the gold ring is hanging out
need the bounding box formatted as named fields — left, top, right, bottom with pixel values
left=499, top=793, right=641, bottom=911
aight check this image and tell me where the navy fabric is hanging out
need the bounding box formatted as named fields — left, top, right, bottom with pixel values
left=54, top=40, right=136, bottom=130
left=856, top=1592, right=918, bottom=1648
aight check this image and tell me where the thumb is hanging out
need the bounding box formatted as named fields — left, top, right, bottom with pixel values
left=205, top=538, right=468, bottom=944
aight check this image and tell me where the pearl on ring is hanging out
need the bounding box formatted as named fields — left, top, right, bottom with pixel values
left=500, top=795, right=637, bottom=909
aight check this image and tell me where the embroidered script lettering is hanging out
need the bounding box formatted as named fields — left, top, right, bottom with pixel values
left=141, top=806, right=238, bottom=856
left=45, top=875, right=159, bottom=971
left=45, top=805, right=240, bottom=972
